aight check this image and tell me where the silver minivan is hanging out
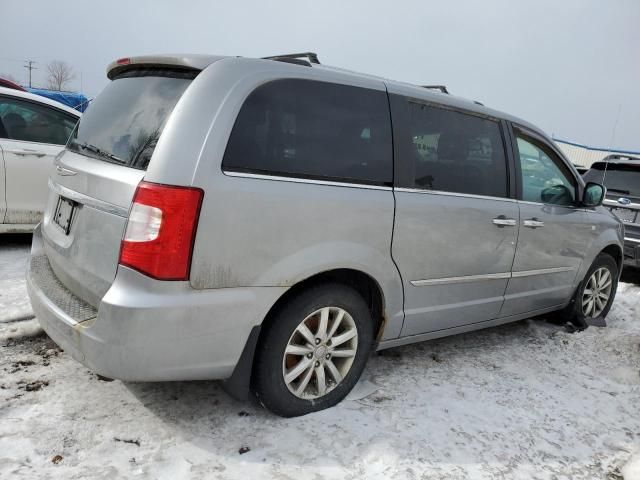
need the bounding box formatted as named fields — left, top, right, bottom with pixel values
left=27, top=53, right=624, bottom=416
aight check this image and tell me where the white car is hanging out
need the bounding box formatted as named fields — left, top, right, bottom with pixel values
left=0, top=86, right=80, bottom=232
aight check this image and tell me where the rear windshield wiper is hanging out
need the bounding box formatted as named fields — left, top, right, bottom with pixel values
left=78, top=142, right=125, bottom=164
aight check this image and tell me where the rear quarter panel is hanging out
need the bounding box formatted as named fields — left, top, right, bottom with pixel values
left=190, top=175, right=403, bottom=340
left=161, top=59, right=405, bottom=339
left=191, top=176, right=395, bottom=288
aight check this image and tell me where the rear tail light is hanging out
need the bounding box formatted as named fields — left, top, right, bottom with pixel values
left=119, top=181, right=203, bottom=280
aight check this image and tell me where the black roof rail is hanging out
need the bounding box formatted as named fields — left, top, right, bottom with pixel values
left=602, top=153, right=640, bottom=162
left=421, top=85, right=449, bottom=94
left=263, top=52, right=321, bottom=66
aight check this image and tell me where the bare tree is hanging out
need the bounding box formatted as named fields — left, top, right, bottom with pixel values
left=46, top=61, right=75, bottom=91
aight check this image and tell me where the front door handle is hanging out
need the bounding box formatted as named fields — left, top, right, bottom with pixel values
left=523, top=218, right=545, bottom=228
left=492, top=216, right=517, bottom=227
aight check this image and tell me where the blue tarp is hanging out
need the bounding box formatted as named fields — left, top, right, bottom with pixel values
left=26, top=88, right=89, bottom=112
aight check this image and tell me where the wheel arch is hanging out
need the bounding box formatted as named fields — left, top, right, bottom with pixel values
left=566, top=243, right=622, bottom=329
left=261, top=268, right=387, bottom=340
left=600, top=243, right=623, bottom=273
left=222, top=268, right=388, bottom=401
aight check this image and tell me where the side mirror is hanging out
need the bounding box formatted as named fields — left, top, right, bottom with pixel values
left=541, top=184, right=573, bottom=206
left=582, top=182, right=606, bottom=207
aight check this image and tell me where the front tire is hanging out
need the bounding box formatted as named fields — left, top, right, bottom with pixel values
left=568, top=253, right=619, bottom=329
left=252, top=283, right=374, bottom=417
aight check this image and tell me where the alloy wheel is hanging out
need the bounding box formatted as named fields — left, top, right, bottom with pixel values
left=282, top=306, right=358, bottom=399
left=582, top=267, right=613, bottom=318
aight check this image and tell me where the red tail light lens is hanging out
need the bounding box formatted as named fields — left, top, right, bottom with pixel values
left=119, top=181, right=203, bottom=280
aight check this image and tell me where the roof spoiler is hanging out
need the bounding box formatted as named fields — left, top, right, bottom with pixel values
left=106, top=55, right=210, bottom=79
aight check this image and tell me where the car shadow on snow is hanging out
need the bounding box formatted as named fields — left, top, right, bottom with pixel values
left=621, top=267, right=640, bottom=285
left=120, top=317, right=601, bottom=472
left=0, top=232, right=32, bottom=248
left=124, top=317, right=544, bottom=417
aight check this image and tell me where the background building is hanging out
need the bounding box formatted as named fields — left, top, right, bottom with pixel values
left=553, top=137, right=640, bottom=168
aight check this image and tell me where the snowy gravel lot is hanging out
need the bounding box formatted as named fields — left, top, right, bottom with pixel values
left=1, top=233, right=639, bottom=479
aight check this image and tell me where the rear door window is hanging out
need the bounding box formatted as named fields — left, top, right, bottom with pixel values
left=67, top=69, right=196, bottom=170
left=222, top=79, right=393, bottom=186
left=403, top=101, right=509, bottom=198
left=0, top=96, right=77, bottom=145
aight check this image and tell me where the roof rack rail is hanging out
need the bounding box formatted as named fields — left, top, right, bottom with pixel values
left=421, top=85, right=449, bottom=94
left=263, top=52, right=321, bottom=66
left=602, top=153, right=640, bottom=162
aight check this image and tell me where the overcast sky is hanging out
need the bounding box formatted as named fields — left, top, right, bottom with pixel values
left=1, top=0, right=638, bottom=150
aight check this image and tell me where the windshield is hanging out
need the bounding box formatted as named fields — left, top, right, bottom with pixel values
left=67, top=69, right=196, bottom=170
left=584, top=165, right=640, bottom=198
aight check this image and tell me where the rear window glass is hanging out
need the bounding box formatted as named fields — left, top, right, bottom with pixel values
left=67, top=69, right=196, bottom=170
left=222, top=79, right=392, bottom=185
left=584, top=164, right=640, bottom=197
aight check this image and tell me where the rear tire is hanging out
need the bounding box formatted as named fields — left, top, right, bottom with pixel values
left=252, top=283, right=374, bottom=417
left=565, top=253, right=619, bottom=329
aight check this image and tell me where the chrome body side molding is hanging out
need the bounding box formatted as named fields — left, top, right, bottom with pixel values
left=411, top=266, right=576, bottom=286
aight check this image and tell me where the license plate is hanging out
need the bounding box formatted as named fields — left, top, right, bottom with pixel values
left=53, top=197, right=76, bottom=234
left=610, top=207, right=637, bottom=224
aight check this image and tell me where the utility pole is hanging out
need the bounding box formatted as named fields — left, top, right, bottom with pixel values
left=23, top=60, right=37, bottom=88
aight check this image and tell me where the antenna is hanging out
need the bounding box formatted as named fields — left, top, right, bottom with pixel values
left=602, top=103, right=622, bottom=185
left=23, top=59, right=37, bottom=88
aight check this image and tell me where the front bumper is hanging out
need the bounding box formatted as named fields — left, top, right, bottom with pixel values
left=623, top=237, right=640, bottom=268
left=26, top=224, right=286, bottom=381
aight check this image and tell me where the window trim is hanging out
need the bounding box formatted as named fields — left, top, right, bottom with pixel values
left=0, top=93, right=79, bottom=146
left=221, top=78, right=394, bottom=188
left=222, top=166, right=393, bottom=188
left=501, top=119, right=518, bottom=199
left=222, top=170, right=393, bottom=191
left=394, top=186, right=517, bottom=203
left=390, top=94, right=512, bottom=200
left=404, top=96, right=503, bottom=122
left=509, top=123, right=580, bottom=207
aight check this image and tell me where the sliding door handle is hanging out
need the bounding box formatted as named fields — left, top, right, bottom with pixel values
left=13, top=149, right=46, bottom=158
left=523, top=218, right=545, bottom=228
left=492, top=216, right=517, bottom=227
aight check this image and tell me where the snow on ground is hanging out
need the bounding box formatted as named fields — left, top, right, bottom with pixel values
left=0, top=234, right=33, bottom=323
left=1, top=235, right=639, bottom=479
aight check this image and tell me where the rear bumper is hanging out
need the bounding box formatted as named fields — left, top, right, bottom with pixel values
left=623, top=237, right=640, bottom=267
left=27, top=224, right=286, bottom=381
left=0, top=223, right=37, bottom=234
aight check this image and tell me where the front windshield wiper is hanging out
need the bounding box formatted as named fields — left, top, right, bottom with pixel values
left=77, top=142, right=125, bottom=164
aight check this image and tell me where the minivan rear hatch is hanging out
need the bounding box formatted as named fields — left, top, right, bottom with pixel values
left=42, top=67, right=198, bottom=307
